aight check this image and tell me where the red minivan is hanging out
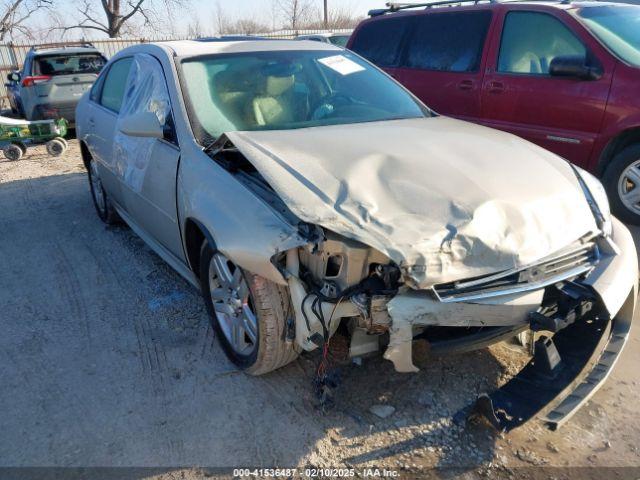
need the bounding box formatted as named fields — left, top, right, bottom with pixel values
left=348, top=1, right=640, bottom=225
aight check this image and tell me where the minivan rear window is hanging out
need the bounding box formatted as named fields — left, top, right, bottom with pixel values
left=350, top=16, right=411, bottom=67
left=34, top=54, right=106, bottom=76
left=404, top=11, right=492, bottom=72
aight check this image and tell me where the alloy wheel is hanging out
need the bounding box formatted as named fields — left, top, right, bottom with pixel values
left=619, top=159, right=640, bottom=215
left=208, top=253, right=258, bottom=356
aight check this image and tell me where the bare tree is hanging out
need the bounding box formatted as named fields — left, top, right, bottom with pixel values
left=211, top=1, right=268, bottom=36
left=276, top=0, right=313, bottom=30
left=212, top=0, right=228, bottom=35
left=0, top=0, right=52, bottom=41
left=62, top=0, right=185, bottom=38
left=186, top=12, right=202, bottom=37
left=303, top=3, right=361, bottom=30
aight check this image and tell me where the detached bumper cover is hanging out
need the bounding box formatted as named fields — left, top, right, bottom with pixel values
left=470, top=218, right=638, bottom=431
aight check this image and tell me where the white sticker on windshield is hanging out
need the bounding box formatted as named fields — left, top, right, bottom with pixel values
left=318, top=55, right=366, bottom=75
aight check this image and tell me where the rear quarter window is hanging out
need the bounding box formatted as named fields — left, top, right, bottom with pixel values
left=350, top=16, right=411, bottom=66
left=404, top=11, right=492, bottom=72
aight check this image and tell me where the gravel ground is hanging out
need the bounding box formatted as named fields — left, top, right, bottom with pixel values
left=1, top=141, right=639, bottom=479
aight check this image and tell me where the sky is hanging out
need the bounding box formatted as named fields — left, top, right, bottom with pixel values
left=24, top=0, right=395, bottom=41
left=193, top=0, right=387, bottom=19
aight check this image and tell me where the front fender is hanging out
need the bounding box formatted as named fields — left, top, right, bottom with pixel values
left=177, top=148, right=307, bottom=285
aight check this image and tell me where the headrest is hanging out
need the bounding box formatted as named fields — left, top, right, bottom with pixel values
left=215, top=69, right=243, bottom=92
left=265, top=75, right=294, bottom=96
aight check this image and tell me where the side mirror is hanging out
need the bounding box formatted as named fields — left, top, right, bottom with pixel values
left=119, top=111, right=164, bottom=138
left=7, top=71, right=19, bottom=82
left=549, top=55, right=603, bottom=80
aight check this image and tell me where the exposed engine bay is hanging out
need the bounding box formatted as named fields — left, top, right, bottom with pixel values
left=209, top=133, right=631, bottom=372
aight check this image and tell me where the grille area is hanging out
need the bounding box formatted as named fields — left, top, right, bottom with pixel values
left=433, top=240, right=600, bottom=303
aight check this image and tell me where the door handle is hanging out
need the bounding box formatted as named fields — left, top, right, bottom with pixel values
left=487, top=81, right=505, bottom=94
left=88, top=117, right=95, bottom=126
left=458, top=79, right=474, bottom=91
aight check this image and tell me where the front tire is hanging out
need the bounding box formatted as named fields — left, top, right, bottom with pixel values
left=3, top=143, right=23, bottom=161
left=603, top=144, right=640, bottom=225
left=88, top=157, right=119, bottom=225
left=199, top=242, right=298, bottom=375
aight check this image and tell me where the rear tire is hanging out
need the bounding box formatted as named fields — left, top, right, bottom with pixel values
left=603, top=144, right=640, bottom=226
left=46, top=138, right=66, bottom=157
left=199, top=242, right=298, bottom=375
left=87, top=157, right=119, bottom=225
left=57, top=137, right=69, bottom=149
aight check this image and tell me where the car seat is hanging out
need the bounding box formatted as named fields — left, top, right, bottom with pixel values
left=252, top=74, right=296, bottom=127
left=213, top=69, right=254, bottom=127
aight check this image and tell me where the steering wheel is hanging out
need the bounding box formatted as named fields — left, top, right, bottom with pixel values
left=311, top=93, right=354, bottom=120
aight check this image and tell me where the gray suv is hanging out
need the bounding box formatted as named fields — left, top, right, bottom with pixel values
left=6, top=43, right=106, bottom=124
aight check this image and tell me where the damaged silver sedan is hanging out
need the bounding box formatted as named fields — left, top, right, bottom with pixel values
left=76, top=40, right=638, bottom=431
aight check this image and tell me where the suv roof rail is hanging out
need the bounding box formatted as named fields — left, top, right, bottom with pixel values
left=30, top=41, right=95, bottom=52
left=367, top=0, right=579, bottom=16
left=369, top=0, right=496, bottom=16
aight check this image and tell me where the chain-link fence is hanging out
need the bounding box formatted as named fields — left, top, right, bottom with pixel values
left=0, top=29, right=352, bottom=110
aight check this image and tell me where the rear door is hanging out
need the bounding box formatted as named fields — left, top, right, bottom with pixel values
left=85, top=56, right=134, bottom=209
left=479, top=8, right=614, bottom=166
left=395, top=10, right=494, bottom=120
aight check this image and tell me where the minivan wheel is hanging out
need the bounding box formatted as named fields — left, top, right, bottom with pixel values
left=199, top=242, right=298, bottom=375
left=603, top=145, right=640, bottom=226
left=88, top=158, right=119, bottom=224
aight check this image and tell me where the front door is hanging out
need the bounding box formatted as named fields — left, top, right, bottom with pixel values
left=479, top=9, right=614, bottom=167
left=114, top=53, right=184, bottom=261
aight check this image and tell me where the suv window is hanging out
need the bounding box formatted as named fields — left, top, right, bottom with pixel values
left=498, top=11, right=586, bottom=75
left=350, top=16, right=411, bottom=67
left=404, top=11, right=492, bottom=72
left=34, top=53, right=106, bottom=76
left=100, top=57, right=133, bottom=113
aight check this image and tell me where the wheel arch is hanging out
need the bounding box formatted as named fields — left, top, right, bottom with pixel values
left=79, top=140, right=91, bottom=171
left=183, top=217, right=217, bottom=277
left=597, top=127, right=640, bottom=177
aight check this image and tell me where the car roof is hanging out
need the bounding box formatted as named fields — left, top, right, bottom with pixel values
left=154, top=39, right=342, bottom=58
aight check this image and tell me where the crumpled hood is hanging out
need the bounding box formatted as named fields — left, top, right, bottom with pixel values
left=226, top=116, right=598, bottom=288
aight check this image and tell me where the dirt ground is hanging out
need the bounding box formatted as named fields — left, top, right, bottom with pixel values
left=1, top=141, right=639, bottom=479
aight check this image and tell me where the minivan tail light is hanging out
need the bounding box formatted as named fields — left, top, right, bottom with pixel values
left=21, top=75, right=51, bottom=87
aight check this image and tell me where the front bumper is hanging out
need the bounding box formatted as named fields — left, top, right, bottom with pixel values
left=385, top=218, right=637, bottom=430
left=471, top=217, right=638, bottom=431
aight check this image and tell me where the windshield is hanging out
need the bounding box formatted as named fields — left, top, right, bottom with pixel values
left=180, top=50, right=429, bottom=142
left=574, top=6, right=640, bottom=67
left=34, top=54, right=106, bottom=76
left=329, top=35, right=350, bottom=47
